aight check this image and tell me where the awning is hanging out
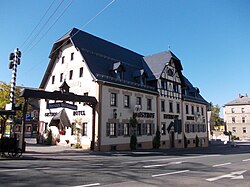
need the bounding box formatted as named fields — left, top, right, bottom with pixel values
left=49, top=109, right=71, bottom=129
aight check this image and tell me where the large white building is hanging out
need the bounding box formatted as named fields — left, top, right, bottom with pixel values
left=38, top=28, right=208, bottom=151
left=224, top=94, right=250, bottom=140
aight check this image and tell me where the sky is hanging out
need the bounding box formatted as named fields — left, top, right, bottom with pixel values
left=0, top=0, right=250, bottom=115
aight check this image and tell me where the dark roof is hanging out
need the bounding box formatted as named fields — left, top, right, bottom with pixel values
left=40, top=28, right=149, bottom=90
left=143, top=50, right=183, bottom=80
left=224, top=95, right=250, bottom=106
left=183, top=76, right=208, bottom=105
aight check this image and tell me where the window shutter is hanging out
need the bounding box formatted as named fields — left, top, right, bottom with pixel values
left=106, top=123, right=110, bottom=136
left=152, top=123, right=155, bottom=135
left=142, top=124, right=147, bottom=135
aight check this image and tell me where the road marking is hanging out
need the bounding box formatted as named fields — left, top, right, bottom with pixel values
left=123, top=154, right=220, bottom=164
left=152, top=170, right=190, bottom=178
left=35, top=167, right=51, bottom=170
left=72, top=183, right=100, bottom=187
left=206, top=170, right=247, bottom=182
left=144, top=161, right=185, bottom=168
left=0, top=169, right=28, bottom=172
left=213, top=162, right=231, bottom=167
left=242, top=159, right=250, bottom=162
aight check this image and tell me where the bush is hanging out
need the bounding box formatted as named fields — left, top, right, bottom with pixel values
left=46, top=129, right=53, bottom=145
left=130, top=134, right=137, bottom=150
left=152, top=129, right=161, bottom=149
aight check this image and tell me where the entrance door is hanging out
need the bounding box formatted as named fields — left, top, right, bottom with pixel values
left=169, top=131, right=175, bottom=148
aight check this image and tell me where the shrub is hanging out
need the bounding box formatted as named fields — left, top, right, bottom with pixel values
left=152, top=129, right=161, bottom=149
left=130, top=134, right=137, bottom=150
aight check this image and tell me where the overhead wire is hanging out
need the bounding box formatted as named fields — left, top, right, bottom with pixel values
left=50, top=0, right=116, bottom=56
left=23, top=0, right=66, bottom=53
left=20, top=0, right=57, bottom=49
left=24, top=0, right=74, bottom=55
left=20, top=0, right=116, bottom=81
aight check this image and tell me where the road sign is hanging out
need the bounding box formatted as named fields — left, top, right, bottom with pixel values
left=46, top=102, right=77, bottom=110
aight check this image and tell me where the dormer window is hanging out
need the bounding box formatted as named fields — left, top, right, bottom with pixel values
left=112, top=62, right=125, bottom=80
left=133, top=69, right=147, bottom=86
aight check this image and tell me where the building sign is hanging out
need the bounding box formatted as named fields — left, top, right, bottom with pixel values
left=73, top=111, right=85, bottom=116
left=164, top=114, right=179, bottom=119
left=186, top=116, right=195, bottom=120
left=47, top=102, right=77, bottom=110
left=45, top=112, right=57, bottom=117
left=134, top=112, right=154, bottom=118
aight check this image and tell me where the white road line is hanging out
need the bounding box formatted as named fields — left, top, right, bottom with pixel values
left=123, top=154, right=220, bottom=164
left=213, top=162, right=231, bottom=167
left=242, top=159, right=250, bottom=162
left=152, top=170, right=190, bottom=178
left=0, top=169, right=28, bottom=172
left=144, top=161, right=185, bottom=168
left=72, top=183, right=100, bottom=187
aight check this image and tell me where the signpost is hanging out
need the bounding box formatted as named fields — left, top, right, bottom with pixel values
left=46, top=102, right=77, bottom=110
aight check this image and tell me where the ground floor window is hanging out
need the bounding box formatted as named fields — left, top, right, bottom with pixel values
left=243, top=127, right=247, bottom=133
left=124, top=123, right=129, bottom=136
left=82, top=123, right=87, bottom=136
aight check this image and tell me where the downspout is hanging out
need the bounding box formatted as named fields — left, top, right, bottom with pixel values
left=98, top=82, right=103, bottom=151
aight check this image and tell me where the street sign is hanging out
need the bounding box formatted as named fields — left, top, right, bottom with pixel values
left=47, top=102, right=77, bottom=110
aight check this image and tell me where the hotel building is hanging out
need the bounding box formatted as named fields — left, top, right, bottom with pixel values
left=38, top=28, right=208, bottom=151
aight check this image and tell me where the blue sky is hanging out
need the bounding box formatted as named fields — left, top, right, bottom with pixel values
left=0, top=0, right=250, bottom=113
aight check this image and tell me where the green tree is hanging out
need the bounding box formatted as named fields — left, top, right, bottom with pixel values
left=210, top=103, right=223, bottom=126
left=0, top=81, right=24, bottom=113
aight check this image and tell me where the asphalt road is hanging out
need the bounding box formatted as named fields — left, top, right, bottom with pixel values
left=1, top=142, right=250, bottom=187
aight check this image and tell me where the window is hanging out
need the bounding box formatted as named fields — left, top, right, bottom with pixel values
left=242, top=117, right=245, bottom=123
left=161, top=80, right=167, bottom=90
left=197, top=106, right=200, bottom=113
left=71, top=52, right=74, bottom=60
left=231, top=108, right=235, bottom=113
left=173, top=84, right=179, bottom=93
left=110, top=123, right=116, bottom=136
left=137, top=124, right=142, bottom=136
left=60, top=73, right=63, bottom=82
left=176, top=103, right=180, bottom=113
left=191, top=106, right=194, bottom=115
left=243, top=127, right=247, bottom=133
left=185, top=124, right=190, bottom=133
left=242, top=108, right=245, bottom=113
left=110, top=93, right=117, bottom=106
left=82, top=123, right=87, bottom=136
left=232, top=127, right=236, bottom=133
left=124, top=123, right=129, bottom=136
left=124, top=95, right=130, bottom=108
left=62, top=56, right=65, bottom=64
left=232, top=117, right=235, bottom=123
left=79, top=67, right=83, bottom=77
left=136, top=97, right=142, bottom=107
left=186, top=104, right=189, bottom=114
left=84, top=92, right=88, bottom=96
left=69, top=70, right=73, bottom=80
left=147, top=124, right=152, bottom=135
left=161, top=123, right=166, bottom=135
left=169, top=102, right=173, bottom=113
left=147, top=98, right=152, bottom=110
left=161, top=100, right=165, bottom=112
left=52, top=75, right=55, bottom=84
left=201, top=107, right=204, bottom=116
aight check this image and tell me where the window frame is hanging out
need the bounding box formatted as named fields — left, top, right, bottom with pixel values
left=69, top=70, right=73, bottom=80
left=110, top=93, right=117, bottom=107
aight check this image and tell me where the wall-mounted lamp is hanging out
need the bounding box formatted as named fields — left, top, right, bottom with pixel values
left=113, top=109, right=117, bottom=119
